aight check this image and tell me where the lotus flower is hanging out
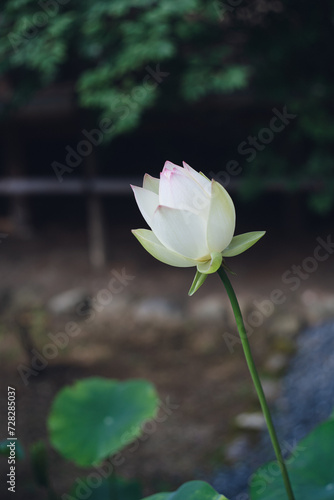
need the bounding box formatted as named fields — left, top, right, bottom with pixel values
left=131, top=161, right=264, bottom=292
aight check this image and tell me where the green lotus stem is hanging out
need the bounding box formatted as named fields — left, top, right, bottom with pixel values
left=217, top=266, right=295, bottom=500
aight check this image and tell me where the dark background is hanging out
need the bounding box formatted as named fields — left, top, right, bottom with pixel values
left=0, top=1, right=334, bottom=498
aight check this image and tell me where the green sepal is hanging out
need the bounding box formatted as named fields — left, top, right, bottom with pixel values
left=188, top=270, right=208, bottom=296
left=222, top=231, right=266, bottom=257
left=197, top=252, right=223, bottom=274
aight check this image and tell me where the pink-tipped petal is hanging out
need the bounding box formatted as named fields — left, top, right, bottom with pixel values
left=163, top=160, right=183, bottom=173
left=159, top=170, right=210, bottom=213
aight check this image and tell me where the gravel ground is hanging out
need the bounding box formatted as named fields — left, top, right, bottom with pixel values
left=212, top=321, right=334, bottom=499
left=1, top=226, right=333, bottom=498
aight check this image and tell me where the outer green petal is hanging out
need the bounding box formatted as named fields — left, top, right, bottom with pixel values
left=188, top=270, right=208, bottom=296
left=206, top=180, right=236, bottom=253
left=222, top=231, right=266, bottom=257
left=196, top=252, right=222, bottom=274
left=132, top=229, right=197, bottom=268
left=143, top=174, right=160, bottom=194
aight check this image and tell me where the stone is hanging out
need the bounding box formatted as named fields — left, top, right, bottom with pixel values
left=268, top=312, right=303, bottom=339
left=264, top=353, right=290, bottom=375
left=260, top=379, right=281, bottom=402
left=47, top=288, right=88, bottom=315
left=301, top=290, right=334, bottom=324
left=234, top=412, right=266, bottom=431
left=133, top=297, right=183, bottom=324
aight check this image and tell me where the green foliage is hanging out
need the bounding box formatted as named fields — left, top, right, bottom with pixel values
left=232, top=0, right=334, bottom=213
left=1, top=0, right=334, bottom=210
left=48, top=377, right=159, bottom=467
left=141, top=480, right=228, bottom=500
left=250, top=414, right=334, bottom=500
left=0, top=0, right=247, bottom=138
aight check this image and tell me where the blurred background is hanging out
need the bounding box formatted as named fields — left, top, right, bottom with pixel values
left=0, top=0, right=334, bottom=498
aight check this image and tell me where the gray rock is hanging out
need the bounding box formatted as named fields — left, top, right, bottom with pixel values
left=212, top=321, right=334, bottom=499
left=234, top=412, right=266, bottom=431
left=133, top=297, right=183, bottom=324
left=268, top=312, right=303, bottom=338
left=264, top=353, right=290, bottom=375
left=47, top=288, right=88, bottom=315
left=301, top=290, right=334, bottom=324
left=261, top=379, right=281, bottom=402
left=276, top=321, right=334, bottom=441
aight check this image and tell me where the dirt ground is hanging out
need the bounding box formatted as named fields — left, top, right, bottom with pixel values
left=0, top=221, right=333, bottom=498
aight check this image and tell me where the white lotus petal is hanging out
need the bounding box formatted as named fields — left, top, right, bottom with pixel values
left=163, top=160, right=184, bottom=173
left=159, top=161, right=190, bottom=208
left=158, top=170, right=174, bottom=208
left=159, top=170, right=210, bottom=213
left=206, top=180, right=236, bottom=253
left=182, top=161, right=211, bottom=193
left=132, top=229, right=197, bottom=267
left=143, top=174, right=159, bottom=194
left=131, top=185, right=159, bottom=227
left=151, top=206, right=209, bottom=260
